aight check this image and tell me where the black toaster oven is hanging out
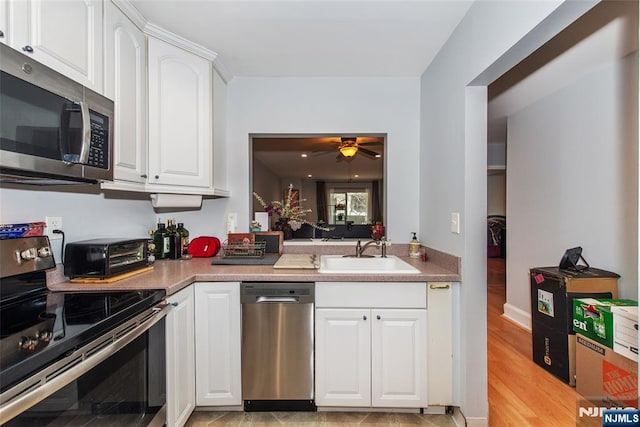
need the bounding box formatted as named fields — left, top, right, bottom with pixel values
left=64, top=238, right=149, bottom=279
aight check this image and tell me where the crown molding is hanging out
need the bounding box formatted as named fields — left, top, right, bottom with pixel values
left=111, top=0, right=148, bottom=31
left=212, top=59, right=232, bottom=84
left=110, top=1, right=234, bottom=82
left=144, top=22, right=218, bottom=62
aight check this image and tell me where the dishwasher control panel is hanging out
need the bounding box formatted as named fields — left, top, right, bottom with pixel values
left=240, top=282, right=314, bottom=304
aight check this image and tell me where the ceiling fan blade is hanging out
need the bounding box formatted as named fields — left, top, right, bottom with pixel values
left=358, top=141, right=383, bottom=147
left=359, top=147, right=380, bottom=157
left=336, top=153, right=344, bottom=162
left=311, top=150, right=332, bottom=157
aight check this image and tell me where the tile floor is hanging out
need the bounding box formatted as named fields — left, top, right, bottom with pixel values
left=185, top=411, right=456, bottom=426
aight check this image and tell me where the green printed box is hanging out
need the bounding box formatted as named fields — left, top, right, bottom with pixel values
left=572, top=298, right=637, bottom=349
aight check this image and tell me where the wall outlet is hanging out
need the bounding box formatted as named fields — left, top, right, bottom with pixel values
left=45, top=216, right=63, bottom=236
left=45, top=216, right=63, bottom=263
left=226, top=212, right=237, bottom=234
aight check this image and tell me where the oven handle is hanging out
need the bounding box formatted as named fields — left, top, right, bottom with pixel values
left=0, top=301, right=172, bottom=425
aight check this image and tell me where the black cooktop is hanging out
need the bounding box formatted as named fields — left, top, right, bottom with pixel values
left=0, top=269, right=165, bottom=393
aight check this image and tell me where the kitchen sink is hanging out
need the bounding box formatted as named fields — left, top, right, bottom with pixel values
left=318, top=255, right=420, bottom=274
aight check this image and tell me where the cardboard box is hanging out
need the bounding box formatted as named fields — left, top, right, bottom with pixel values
left=576, top=334, right=638, bottom=408
left=529, top=267, right=619, bottom=385
left=573, top=299, right=638, bottom=349
left=612, top=306, right=638, bottom=361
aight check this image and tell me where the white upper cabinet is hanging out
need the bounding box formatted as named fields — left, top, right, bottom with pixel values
left=104, top=1, right=147, bottom=184
left=1, top=0, right=103, bottom=92
left=147, top=37, right=212, bottom=189
left=0, top=2, right=7, bottom=44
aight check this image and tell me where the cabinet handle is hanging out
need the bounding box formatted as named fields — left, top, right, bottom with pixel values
left=0, top=30, right=4, bottom=38
left=429, top=284, right=450, bottom=290
left=362, top=315, right=367, bottom=321
left=376, top=315, right=381, bottom=320
left=140, top=174, right=148, bottom=179
left=154, top=175, right=159, bottom=179
left=22, top=45, right=34, bottom=53
left=170, top=302, right=178, bottom=307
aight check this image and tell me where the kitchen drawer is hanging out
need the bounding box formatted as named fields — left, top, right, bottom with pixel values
left=316, top=282, right=426, bottom=308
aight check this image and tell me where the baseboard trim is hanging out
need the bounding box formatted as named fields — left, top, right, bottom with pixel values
left=452, top=407, right=466, bottom=426
left=503, top=302, right=532, bottom=330
left=465, top=415, right=489, bottom=426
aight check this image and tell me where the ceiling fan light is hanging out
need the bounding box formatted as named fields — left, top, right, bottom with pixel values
left=339, top=145, right=358, bottom=157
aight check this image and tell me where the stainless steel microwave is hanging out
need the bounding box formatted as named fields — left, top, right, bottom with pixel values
left=0, top=43, right=114, bottom=185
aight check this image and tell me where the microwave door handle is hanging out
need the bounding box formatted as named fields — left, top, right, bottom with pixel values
left=78, top=102, right=91, bottom=164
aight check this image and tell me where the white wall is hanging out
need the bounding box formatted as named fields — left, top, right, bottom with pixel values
left=506, top=52, right=638, bottom=318
left=0, top=187, right=154, bottom=251
left=487, top=175, right=506, bottom=216
left=226, top=77, right=420, bottom=243
left=419, top=0, right=597, bottom=423
left=0, top=185, right=232, bottom=256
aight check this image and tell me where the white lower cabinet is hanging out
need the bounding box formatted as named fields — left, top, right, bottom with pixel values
left=194, top=282, right=242, bottom=406
left=315, top=282, right=427, bottom=408
left=427, top=283, right=453, bottom=405
left=166, top=285, right=195, bottom=427
left=315, top=309, right=371, bottom=406
left=371, top=309, right=427, bottom=407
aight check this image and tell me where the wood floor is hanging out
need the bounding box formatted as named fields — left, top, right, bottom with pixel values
left=487, top=257, right=583, bottom=426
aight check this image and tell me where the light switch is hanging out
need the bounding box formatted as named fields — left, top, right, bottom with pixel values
left=451, top=212, right=460, bottom=234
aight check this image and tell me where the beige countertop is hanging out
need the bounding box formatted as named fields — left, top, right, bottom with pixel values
left=48, top=246, right=461, bottom=296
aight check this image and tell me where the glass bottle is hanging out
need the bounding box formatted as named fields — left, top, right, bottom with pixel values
left=166, top=219, right=180, bottom=259
left=154, top=223, right=168, bottom=259
left=147, top=230, right=156, bottom=263
left=176, top=222, right=189, bottom=257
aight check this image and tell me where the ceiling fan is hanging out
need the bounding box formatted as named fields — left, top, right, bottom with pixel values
left=313, top=137, right=383, bottom=161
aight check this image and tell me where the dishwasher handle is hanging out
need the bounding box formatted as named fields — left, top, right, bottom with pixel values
left=255, top=296, right=299, bottom=303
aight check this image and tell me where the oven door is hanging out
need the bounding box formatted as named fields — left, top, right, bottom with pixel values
left=0, top=303, right=169, bottom=426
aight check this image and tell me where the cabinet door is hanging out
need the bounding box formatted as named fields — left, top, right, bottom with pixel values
left=315, top=309, right=371, bottom=407
left=7, top=0, right=103, bottom=92
left=0, top=1, right=7, bottom=45
left=104, top=1, right=147, bottom=184
left=148, top=37, right=212, bottom=188
left=194, top=282, right=242, bottom=406
left=166, top=286, right=195, bottom=427
left=371, top=309, right=427, bottom=408
left=427, top=283, right=453, bottom=405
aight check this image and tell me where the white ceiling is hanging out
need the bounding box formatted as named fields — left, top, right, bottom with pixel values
left=130, top=0, right=474, bottom=78
left=253, top=135, right=384, bottom=181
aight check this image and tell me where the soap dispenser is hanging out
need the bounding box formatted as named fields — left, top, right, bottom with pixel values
left=409, top=232, right=421, bottom=258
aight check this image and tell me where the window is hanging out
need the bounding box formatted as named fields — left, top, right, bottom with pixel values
left=329, top=188, right=370, bottom=225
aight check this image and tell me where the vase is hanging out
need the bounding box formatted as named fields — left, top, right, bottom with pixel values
left=274, top=218, right=293, bottom=240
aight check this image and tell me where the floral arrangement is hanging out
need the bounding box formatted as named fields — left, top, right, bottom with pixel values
left=253, top=184, right=330, bottom=231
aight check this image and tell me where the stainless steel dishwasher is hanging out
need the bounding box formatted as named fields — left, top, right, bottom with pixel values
left=241, top=282, right=315, bottom=411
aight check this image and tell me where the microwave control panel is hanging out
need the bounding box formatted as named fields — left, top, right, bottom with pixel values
left=88, top=112, right=109, bottom=169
